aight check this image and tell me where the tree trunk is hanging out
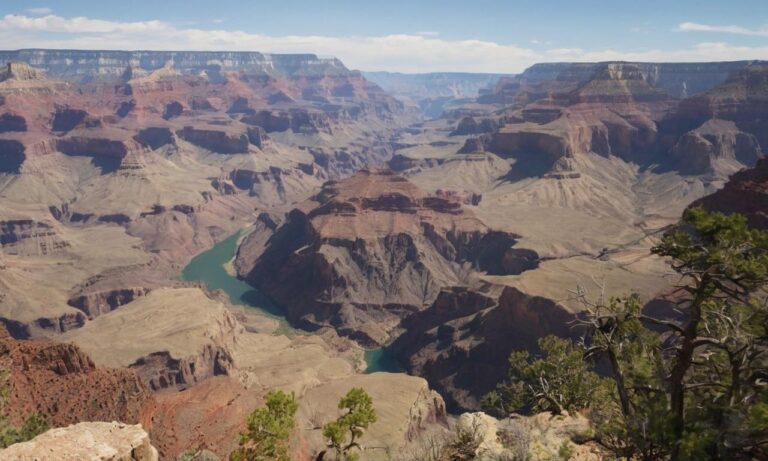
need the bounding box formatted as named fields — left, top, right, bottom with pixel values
left=669, top=280, right=709, bottom=461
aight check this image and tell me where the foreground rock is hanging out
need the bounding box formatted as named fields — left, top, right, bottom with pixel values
left=447, top=412, right=600, bottom=461
left=236, top=169, right=538, bottom=346
left=0, top=422, right=158, bottom=461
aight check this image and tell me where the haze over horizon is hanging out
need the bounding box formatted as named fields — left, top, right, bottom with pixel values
left=1, top=0, right=767, bottom=73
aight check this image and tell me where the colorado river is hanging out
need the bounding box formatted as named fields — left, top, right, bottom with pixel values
left=182, top=231, right=402, bottom=373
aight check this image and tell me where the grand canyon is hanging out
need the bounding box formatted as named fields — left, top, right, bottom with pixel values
left=0, top=5, right=767, bottom=460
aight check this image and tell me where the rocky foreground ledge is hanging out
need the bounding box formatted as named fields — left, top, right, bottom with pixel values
left=0, top=421, right=158, bottom=461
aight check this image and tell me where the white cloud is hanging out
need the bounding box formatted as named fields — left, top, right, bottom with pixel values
left=25, top=7, right=52, bottom=15
left=678, top=22, right=768, bottom=37
left=1, top=13, right=767, bottom=73
left=212, top=18, right=225, bottom=24
left=415, top=31, right=439, bottom=37
left=0, top=14, right=167, bottom=33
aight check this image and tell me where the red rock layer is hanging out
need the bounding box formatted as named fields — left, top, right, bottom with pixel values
left=0, top=328, right=154, bottom=428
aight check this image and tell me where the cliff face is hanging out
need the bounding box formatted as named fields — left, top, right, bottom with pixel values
left=0, top=49, right=351, bottom=81
left=473, top=62, right=767, bottom=179
left=62, top=288, right=240, bottom=391
left=0, top=328, right=153, bottom=428
left=236, top=170, right=538, bottom=346
left=392, top=286, right=579, bottom=411
left=690, top=157, right=768, bottom=229
left=0, top=49, right=408, bottom=185
left=515, top=61, right=764, bottom=98
left=486, top=63, right=674, bottom=173
left=661, top=65, right=768, bottom=174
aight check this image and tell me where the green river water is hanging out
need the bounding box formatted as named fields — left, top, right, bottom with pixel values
left=181, top=232, right=402, bottom=373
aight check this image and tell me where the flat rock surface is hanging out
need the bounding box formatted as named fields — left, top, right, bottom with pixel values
left=62, top=287, right=238, bottom=368
left=0, top=422, right=158, bottom=461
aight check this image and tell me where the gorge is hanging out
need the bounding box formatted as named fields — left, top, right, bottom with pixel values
left=0, top=46, right=766, bottom=460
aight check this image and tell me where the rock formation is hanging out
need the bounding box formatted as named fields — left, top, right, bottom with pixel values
left=176, top=126, right=250, bottom=154
left=690, top=157, right=768, bottom=229
left=237, top=170, right=538, bottom=345
left=392, top=286, right=579, bottom=411
left=475, top=62, right=768, bottom=179
left=486, top=63, right=675, bottom=174
left=0, top=62, right=43, bottom=82
left=0, top=422, right=158, bottom=461
left=0, top=328, right=153, bottom=428
left=661, top=64, right=768, bottom=175
left=62, top=288, right=238, bottom=391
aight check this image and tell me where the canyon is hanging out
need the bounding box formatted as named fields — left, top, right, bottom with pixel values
left=0, top=49, right=766, bottom=459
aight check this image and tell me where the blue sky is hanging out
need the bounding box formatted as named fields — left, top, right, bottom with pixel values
left=1, top=1, right=767, bottom=72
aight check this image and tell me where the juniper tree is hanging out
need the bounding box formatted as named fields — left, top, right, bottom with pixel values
left=230, top=390, right=298, bottom=461
left=488, top=209, right=768, bottom=460
left=320, top=388, right=377, bottom=461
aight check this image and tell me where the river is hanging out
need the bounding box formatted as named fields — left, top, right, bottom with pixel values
left=181, top=232, right=402, bottom=373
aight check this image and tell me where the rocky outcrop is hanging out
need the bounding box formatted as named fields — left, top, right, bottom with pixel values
left=0, top=422, right=158, bottom=461
left=268, top=90, right=294, bottom=104
left=67, top=287, right=152, bottom=319
left=450, top=116, right=501, bottom=136
left=669, top=119, right=762, bottom=174
left=246, top=126, right=267, bottom=148
left=457, top=135, right=492, bottom=154
left=0, top=62, right=43, bottom=82
left=0, top=139, right=26, bottom=173
left=0, top=219, right=67, bottom=255
left=660, top=65, right=768, bottom=174
left=176, top=127, right=249, bottom=154
left=568, top=63, right=669, bottom=104
left=230, top=167, right=285, bottom=194
left=62, top=288, right=241, bottom=391
left=451, top=412, right=597, bottom=461
left=690, top=157, right=768, bottom=229
left=483, top=64, right=679, bottom=174
left=392, top=286, right=579, bottom=411
left=0, top=329, right=153, bottom=428
left=241, top=109, right=332, bottom=134
left=0, top=312, right=87, bottom=339
left=56, top=137, right=129, bottom=170
left=388, top=154, right=445, bottom=172
left=237, top=170, right=538, bottom=346
left=130, top=344, right=233, bottom=391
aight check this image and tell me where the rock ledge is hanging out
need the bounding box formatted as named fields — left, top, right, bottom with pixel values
left=0, top=421, right=158, bottom=461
